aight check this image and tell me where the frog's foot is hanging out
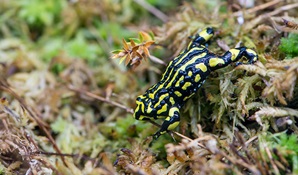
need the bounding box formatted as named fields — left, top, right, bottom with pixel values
left=153, top=107, right=181, bottom=139
left=153, top=131, right=163, bottom=140
left=235, top=62, right=243, bottom=66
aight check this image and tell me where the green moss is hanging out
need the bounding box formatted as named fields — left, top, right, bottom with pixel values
left=64, top=32, right=102, bottom=63
left=269, top=133, right=298, bottom=173
left=18, top=0, right=65, bottom=27
left=279, top=33, right=298, bottom=58
left=51, top=63, right=65, bottom=75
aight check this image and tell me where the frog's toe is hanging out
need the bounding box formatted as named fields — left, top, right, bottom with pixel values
left=235, top=62, right=243, bottom=66
left=153, top=131, right=162, bottom=140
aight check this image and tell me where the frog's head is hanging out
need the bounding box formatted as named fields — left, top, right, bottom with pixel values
left=133, top=95, right=147, bottom=120
left=193, top=27, right=214, bottom=44
left=246, top=49, right=258, bottom=64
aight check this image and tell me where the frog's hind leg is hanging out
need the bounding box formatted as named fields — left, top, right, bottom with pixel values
left=153, top=107, right=180, bottom=139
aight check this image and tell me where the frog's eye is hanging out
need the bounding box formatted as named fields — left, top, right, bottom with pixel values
left=205, top=27, right=214, bottom=35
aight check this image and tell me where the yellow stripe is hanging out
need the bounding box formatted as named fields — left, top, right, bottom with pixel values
left=195, top=74, right=201, bottom=82
left=146, top=102, right=153, bottom=113
left=178, top=52, right=207, bottom=71
left=161, top=60, right=174, bottom=80
left=150, top=84, right=163, bottom=101
left=199, top=28, right=214, bottom=41
left=195, top=63, right=207, bottom=72
left=162, top=47, right=205, bottom=88
left=175, top=76, right=184, bottom=87
left=170, top=97, right=175, bottom=105
left=187, top=42, right=193, bottom=50
left=188, top=71, right=193, bottom=77
left=154, top=93, right=168, bottom=108
left=174, top=47, right=201, bottom=69
left=246, top=49, right=256, bottom=55
left=136, top=100, right=145, bottom=113
left=160, top=131, right=167, bottom=134
left=166, top=52, right=207, bottom=89
left=209, top=58, right=225, bottom=67
left=175, top=91, right=182, bottom=97
left=157, top=104, right=167, bottom=114
left=246, top=49, right=257, bottom=62
left=182, top=82, right=191, bottom=90
left=149, top=93, right=154, bottom=99
left=229, top=49, right=240, bottom=61
left=137, top=95, right=146, bottom=99
left=169, top=107, right=179, bottom=117
left=183, top=93, right=194, bottom=101
left=133, top=112, right=137, bottom=119
left=164, top=108, right=179, bottom=130
left=148, top=84, right=157, bottom=91
left=167, top=121, right=180, bottom=130
left=135, top=105, right=140, bottom=115
left=160, top=47, right=194, bottom=81
left=138, top=115, right=146, bottom=120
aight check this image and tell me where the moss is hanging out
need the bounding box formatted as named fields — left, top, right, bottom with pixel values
left=279, top=33, right=298, bottom=58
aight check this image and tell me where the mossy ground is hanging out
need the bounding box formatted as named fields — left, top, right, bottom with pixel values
left=0, top=0, right=298, bottom=174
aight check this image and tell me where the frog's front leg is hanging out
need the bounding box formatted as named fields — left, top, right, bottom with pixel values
left=153, top=107, right=180, bottom=139
left=208, top=47, right=258, bottom=70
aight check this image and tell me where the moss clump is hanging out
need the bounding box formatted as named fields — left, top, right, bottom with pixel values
left=279, top=33, right=298, bottom=58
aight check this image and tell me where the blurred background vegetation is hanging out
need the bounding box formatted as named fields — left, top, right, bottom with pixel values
left=0, top=0, right=180, bottom=63
left=0, top=0, right=298, bottom=174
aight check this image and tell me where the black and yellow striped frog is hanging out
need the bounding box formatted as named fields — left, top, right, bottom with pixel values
left=134, top=27, right=258, bottom=138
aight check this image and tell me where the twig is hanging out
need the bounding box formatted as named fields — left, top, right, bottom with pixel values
left=31, top=151, right=98, bottom=163
left=68, top=85, right=134, bottom=114
left=219, top=151, right=260, bottom=174
left=245, top=135, right=258, bottom=146
left=172, top=131, right=192, bottom=142
left=264, top=145, right=280, bottom=175
left=32, top=156, right=62, bottom=175
left=149, top=55, right=166, bottom=65
left=233, top=0, right=282, bottom=17
left=237, top=135, right=258, bottom=151
left=266, top=3, right=298, bottom=17
left=244, top=3, right=298, bottom=31
left=68, top=86, right=199, bottom=142
left=0, top=82, right=68, bottom=166
left=134, top=0, right=169, bottom=22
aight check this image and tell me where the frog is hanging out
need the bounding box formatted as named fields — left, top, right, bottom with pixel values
left=133, top=27, right=258, bottom=139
